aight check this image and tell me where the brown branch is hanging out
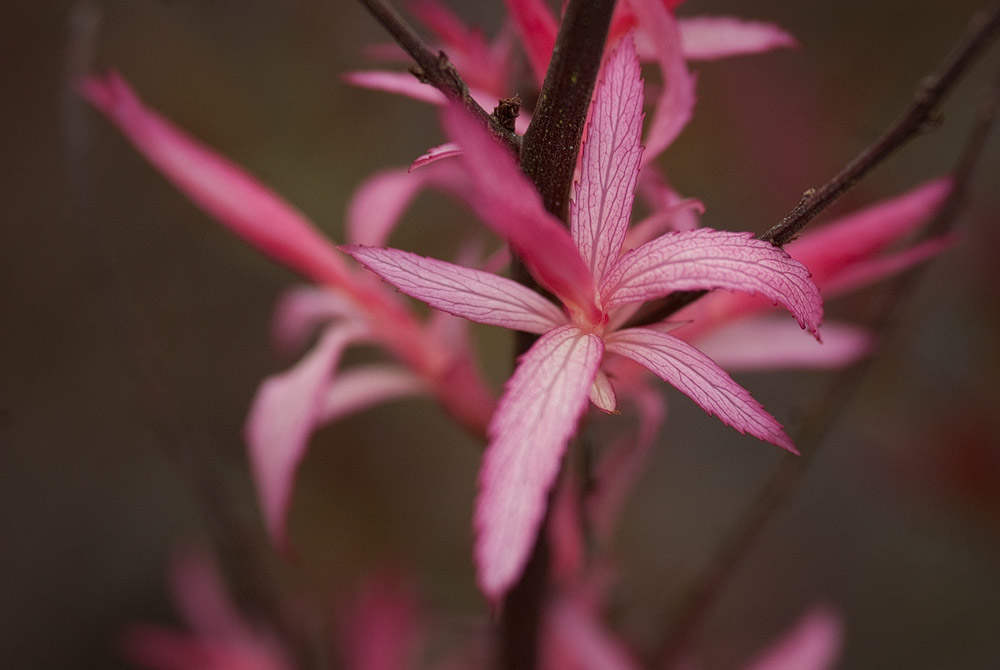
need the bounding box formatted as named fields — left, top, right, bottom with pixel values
left=500, top=2, right=619, bottom=669
left=652, top=51, right=1000, bottom=670
left=520, top=0, right=620, bottom=222
left=357, top=0, right=520, bottom=153
left=760, top=2, right=1000, bottom=246
left=628, top=3, right=1000, bottom=329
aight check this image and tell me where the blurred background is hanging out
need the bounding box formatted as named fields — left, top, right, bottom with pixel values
left=2, top=0, right=999, bottom=667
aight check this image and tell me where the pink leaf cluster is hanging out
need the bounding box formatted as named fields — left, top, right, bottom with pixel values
left=81, top=0, right=956, bottom=627
left=345, top=37, right=823, bottom=603
left=79, top=72, right=498, bottom=552
left=345, top=0, right=798, bottom=239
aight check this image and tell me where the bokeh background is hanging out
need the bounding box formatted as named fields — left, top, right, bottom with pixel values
left=3, top=0, right=999, bottom=668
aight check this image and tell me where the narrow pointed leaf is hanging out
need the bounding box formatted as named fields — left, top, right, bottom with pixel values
left=744, top=607, right=842, bottom=670
left=694, top=317, right=873, bottom=371
left=602, top=228, right=823, bottom=335
left=572, top=36, right=645, bottom=286
left=169, top=549, right=248, bottom=639
left=344, top=245, right=567, bottom=333
left=411, top=0, right=490, bottom=58
left=546, top=596, right=643, bottom=670
left=627, top=0, right=696, bottom=162
left=79, top=71, right=352, bottom=287
left=340, top=571, right=421, bottom=670
left=678, top=17, right=798, bottom=61
left=606, top=327, right=796, bottom=451
left=321, top=365, right=426, bottom=424
left=410, top=142, right=463, bottom=171
left=245, top=325, right=367, bottom=551
left=820, top=235, right=954, bottom=296
left=346, top=162, right=463, bottom=246
left=786, top=177, right=953, bottom=289
left=343, top=70, right=448, bottom=105
left=442, top=105, right=600, bottom=322
left=271, top=286, right=361, bottom=355
left=589, top=370, right=619, bottom=414
left=475, top=326, right=603, bottom=602
left=503, top=0, right=558, bottom=85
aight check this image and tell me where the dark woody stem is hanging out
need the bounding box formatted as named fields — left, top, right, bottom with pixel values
left=627, top=3, right=1000, bottom=329
left=520, top=0, right=620, bottom=222
left=357, top=0, right=617, bottom=665
left=502, top=3, right=618, bottom=670
left=357, top=0, right=520, bottom=153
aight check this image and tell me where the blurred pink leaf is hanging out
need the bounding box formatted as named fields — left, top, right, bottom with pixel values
left=245, top=324, right=368, bottom=551
left=678, top=17, right=798, bottom=61
left=475, top=326, right=604, bottom=603
left=743, top=607, right=842, bottom=670
left=79, top=71, right=351, bottom=287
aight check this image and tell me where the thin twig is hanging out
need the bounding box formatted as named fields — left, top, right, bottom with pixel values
left=629, top=3, right=1000, bottom=329
left=760, top=2, right=1000, bottom=246
left=653, top=53, right=1000, bottom=670
left=356, top=0, right=520, bottom=153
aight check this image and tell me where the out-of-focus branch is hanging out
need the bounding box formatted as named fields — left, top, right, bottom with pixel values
left=652, top=53, right=1000, bottom=670
left=628, top=3, right=1000, bottom=329
left=760, top=2, right=1000, bottom=246
left=357, top=0, right=520, bottom=153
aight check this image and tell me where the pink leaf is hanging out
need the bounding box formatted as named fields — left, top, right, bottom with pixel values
left=245, top=325, right=367, bottom=551
left=503, top=0, right=558, bottom=86
left=694, top=317, right=873, bottom=371
left=320, top=365, right=426, bottom=424
left=121, top=551, right=292, bottom=670
left=271, top=286, right=360, bottom=355
left=627, top=0, right=697, bottom=162
left=572, top=36, right=645, bottom=286
left=346, top=162, right=463, bottom=246
left=625, top=198, right=704, bottom=248
left=339, top=571, right=421, bottom=670
left=410, top=142, right=463, bottom=171
left=544, top=596, right=643, bottom=670
left=121, top=627, right=292, bottom=670
left=79, top=71, right=351, bottom=287
left=678, top=17, right=798, bottom=61
left=475, top=326, right=603, bottom=603
left=343, top=70, right=448, bottom=105
left=344, top=245, right=567, bottom=334
left=345, top=72, right=514, bottom=131
left=409, top=0, right=511, bottom=95
left=785, top=177, right=953, bottom=289
left=442, top=105, right=600, bottom=322
left=589, top=370, right=619, bottom=413
left=605, top=327, right=796, bottom=451
left=820, top=234, right=954, bottom=296
left=601, top=228, right=823, bottom=336
left=410, top=0, right=488, bottom=57
left=169, top=548, right=248, bottom=640
left=743, top=607, right=842, bottom=670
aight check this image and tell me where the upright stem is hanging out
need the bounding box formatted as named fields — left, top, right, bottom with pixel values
left=520, top=0, right=619, bottom=222
left=501, top=2, right=617, bottom=669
